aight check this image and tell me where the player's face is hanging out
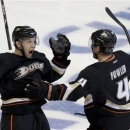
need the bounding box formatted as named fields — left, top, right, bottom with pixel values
left=88, top=37, right=98, bottom=59
left=91, top=46, right=100, bottom=59
left=22, top=37, right=36, bottom=58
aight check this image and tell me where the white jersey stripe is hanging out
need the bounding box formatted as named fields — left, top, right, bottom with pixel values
left=105, top=99, right=130, bottom=110
left=50, top=61, right=66, bottom=75
left=2, top=98, right=35, bottom=104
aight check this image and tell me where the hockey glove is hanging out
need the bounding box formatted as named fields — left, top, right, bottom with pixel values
left=49, top=33, right=71, bottom=58
left=24, top=79, right=58, bottom=100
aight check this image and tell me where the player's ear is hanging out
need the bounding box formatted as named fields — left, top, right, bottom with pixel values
left=97, top=46, right=101, bottom=52
left=94, top=45, right=100, bottom=52
left=15, top=41, right=21, bottom=48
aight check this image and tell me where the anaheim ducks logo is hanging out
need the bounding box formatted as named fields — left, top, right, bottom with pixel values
left=101, top=32, right=108, bottom=37
left=15, top=62, right=44, bottom=80
left=15, top=27, right=20, bottom=31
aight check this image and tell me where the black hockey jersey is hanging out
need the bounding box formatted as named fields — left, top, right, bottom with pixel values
left=58, top=50, right=130, bottom=130
left=0, top=51, right=70, bottom=115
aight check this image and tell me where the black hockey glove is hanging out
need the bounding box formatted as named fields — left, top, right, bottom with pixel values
left=49, top=33, right=71, bottom=58
left=24, top=79, right=58, bottom=100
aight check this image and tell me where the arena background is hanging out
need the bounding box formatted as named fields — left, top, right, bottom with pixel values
left=0, top=0, right=130, bottom=129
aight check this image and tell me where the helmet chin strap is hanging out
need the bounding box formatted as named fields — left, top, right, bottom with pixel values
left=16, top=44, right=26, bottom=57
left=93, top=53, right=98, bottom=59
left=93, top=52, right=101, bottom=59
left=93, top=48, right=101, bottom=59
left=92, top=47, right=101, bottom=59
left=21, top=47, right=26, bottom=57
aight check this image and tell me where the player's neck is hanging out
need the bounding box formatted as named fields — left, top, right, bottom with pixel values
left=98, top=54, right=113, bottom=62
left=13, top=49, right=23, bottom=56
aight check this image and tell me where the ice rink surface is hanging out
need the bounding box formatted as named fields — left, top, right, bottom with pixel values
left=0, top=0, right=130, bottom=129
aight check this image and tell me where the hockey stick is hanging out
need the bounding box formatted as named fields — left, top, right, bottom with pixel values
left=74, top=113, right=85, bottom=116
left=105, top=7, right=130, bottom=44
left=0, top=0, right=12, bottom=50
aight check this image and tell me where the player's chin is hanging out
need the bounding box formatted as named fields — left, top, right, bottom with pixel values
left=25, top=55, right=32, bottom=58
left=26, top=53, right=33, bottom=58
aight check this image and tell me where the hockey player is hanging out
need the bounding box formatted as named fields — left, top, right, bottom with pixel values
left=25, top=29, right=130, bottom=130
left=0, top=25, right=71, bottom=130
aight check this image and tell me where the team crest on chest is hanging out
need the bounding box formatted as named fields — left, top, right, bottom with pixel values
left=15, top=62, right=44, bottom=80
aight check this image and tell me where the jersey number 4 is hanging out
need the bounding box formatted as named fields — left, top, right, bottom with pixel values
left=117, top=77, right=130, bottom=102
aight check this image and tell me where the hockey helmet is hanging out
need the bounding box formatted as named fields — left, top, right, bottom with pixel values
left=12, top=26, right=39, bottom=45
left=89, top=29, right=117, bottom=54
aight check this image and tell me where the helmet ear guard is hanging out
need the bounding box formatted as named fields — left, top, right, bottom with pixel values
left=12, top=38, right=22, bottom=44
left=106, top=48, right=114, bottom=53
left=35, top=36, right=40, bottom=45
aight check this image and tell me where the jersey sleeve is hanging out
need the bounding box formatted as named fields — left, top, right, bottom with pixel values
left=37, top=51, right=71, bottom=83
left=0, top=80, right=7, bottom=95
left=49, top=64, right=102, bottom=101
left=48, top=82, right=84, bottom=101
left=75, top=65, right=102, bottom=96
left=63, top=65, right=102, bottom=101
left=50, top=56, right=71, bottom=77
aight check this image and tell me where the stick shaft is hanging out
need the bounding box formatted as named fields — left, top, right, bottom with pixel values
left=1, top=0, right=12, bottom=50
left=105, top=7, right=130, bottom=44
